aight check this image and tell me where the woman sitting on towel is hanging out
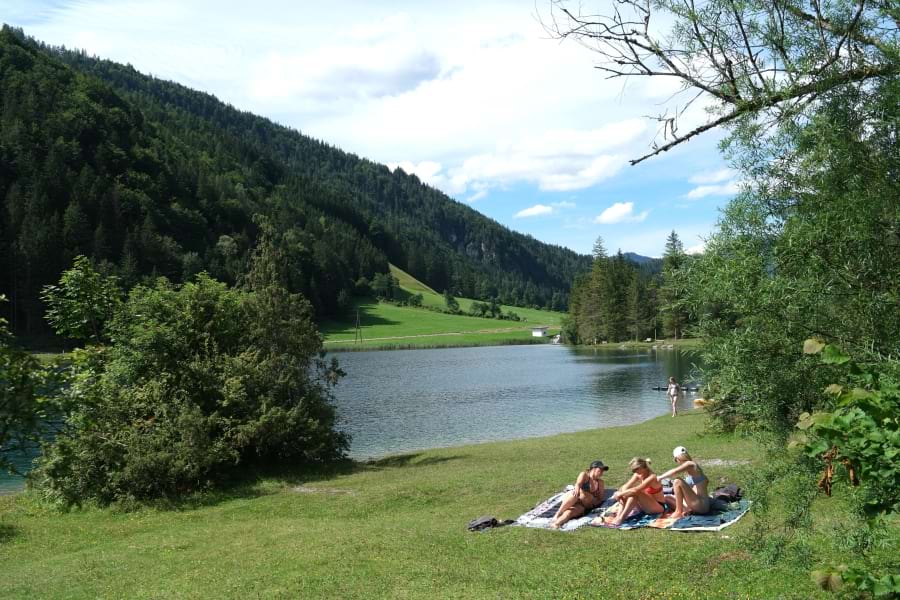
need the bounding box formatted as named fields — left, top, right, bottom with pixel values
left=603, top=457, right=672, bottom=526
left=550, top=460, right=608, bottom=529
left=656, top=446, right=710, bottom=519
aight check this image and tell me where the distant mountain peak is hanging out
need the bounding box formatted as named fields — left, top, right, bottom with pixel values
left=622, top=252, right=658, bottom=265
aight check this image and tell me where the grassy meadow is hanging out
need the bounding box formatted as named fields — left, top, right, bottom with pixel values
left=2, top=411, right=890, bottom=599
left=320, top=264, right=564, bottom=350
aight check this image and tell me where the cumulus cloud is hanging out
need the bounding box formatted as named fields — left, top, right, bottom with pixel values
left=594, top=202, right=649, bottom=224
left=689, top=168, right=736, bottom=184
left=515, top=204, right=554, bottom=218
left=684, top=168, right=742, bottom=199
left=249, top=43, right=442, bottom=105
left=388, top=119, right=646, bottom=199
left=685, top=180, right=741, bottom=199
left=513, top=201, right=576, bottom=218
left=685, top=242, right=706, bottom=255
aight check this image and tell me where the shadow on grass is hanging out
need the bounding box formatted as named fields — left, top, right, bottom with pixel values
left=100, top=452, right=467, bottom=512
left=320, top=301, right=402, bottom=336
left=0, top=522, right=19, bottom=543
left=130, top=477, right=273, bottom=513
left=259, top=453, right=467, bottom=489
left=364, top=453, right=467, bottom=470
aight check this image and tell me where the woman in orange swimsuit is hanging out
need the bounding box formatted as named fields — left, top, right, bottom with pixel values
left=550, top=460, right=608, bottom=529
left=604, top=457, right=673, bottom=526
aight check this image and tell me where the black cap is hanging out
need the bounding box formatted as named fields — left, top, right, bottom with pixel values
left=589, top=460, right=609, bottom=471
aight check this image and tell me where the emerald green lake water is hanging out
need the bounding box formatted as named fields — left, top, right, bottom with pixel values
left=1, top=344, right=699, bottom=492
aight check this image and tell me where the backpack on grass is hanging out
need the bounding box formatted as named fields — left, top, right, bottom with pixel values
left=712, top=484, right=743, bottom=503
left=467, top=515, right=514, bottom=531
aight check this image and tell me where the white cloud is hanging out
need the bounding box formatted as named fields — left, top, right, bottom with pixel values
left=465, top=189, right=489, bottom=203
left=685, top=180, right=741, bottom=199
left=513, top=200, right=576, bottom=218
left=248, top=41, right=441, bottom=106
left=689, top=168, right=736, bottom=184
left=515, top=204, right=554, bottom=218
left=594, top=202, right=649, bottom=224
left=685, top=242, right=706, bottom=255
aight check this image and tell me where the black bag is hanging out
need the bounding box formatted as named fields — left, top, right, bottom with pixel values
left=467, top=515, right=513, bottom=531
left=712, top=484, right=743, bottom=502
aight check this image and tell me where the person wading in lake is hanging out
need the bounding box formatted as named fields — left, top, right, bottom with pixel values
left=550, top=460, right=608, bottom=529
left=667, top=376, right=680, bottom=417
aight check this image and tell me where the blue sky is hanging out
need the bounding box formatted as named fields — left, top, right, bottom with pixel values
left=6, top=0, right=742, bottom=257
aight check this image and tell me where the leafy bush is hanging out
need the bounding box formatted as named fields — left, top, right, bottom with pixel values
left=35, top=239, right=348, bottom=506
left=40, top=255, right=122, bottom=344
left=0, top=295, right=54, bottom=475
left=443, top=290, right=460, bottom=314
left=797, top=341, right=900, bottom=516
left=795, top=341, right=900, bottom=595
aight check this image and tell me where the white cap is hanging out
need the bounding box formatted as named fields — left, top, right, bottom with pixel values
left=673, top=446, right=688, bottom=459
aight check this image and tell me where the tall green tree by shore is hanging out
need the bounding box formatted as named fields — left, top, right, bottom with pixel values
left=548, top=0, right=899, bottom=590
left=567, top=236, right=664, bottom=344
left=660, top=231, right=689, bottom=340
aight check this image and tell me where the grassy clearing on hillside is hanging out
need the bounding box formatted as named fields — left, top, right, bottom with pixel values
left=388, top=264, right=563, bottom=326
left=320, top=266, right=564, bottom=350
left=2, top=412, right=891, bottom=599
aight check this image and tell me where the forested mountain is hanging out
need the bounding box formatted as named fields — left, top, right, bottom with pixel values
left=0, top=27, right=591, bottom=336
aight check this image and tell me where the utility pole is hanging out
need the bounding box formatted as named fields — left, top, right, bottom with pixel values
left=354, top=309, right=362, bottom=344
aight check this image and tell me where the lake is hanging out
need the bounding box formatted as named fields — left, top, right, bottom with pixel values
left=0, top=344, right=699, bottom=492
left=331, top=344, right=699, bottom=459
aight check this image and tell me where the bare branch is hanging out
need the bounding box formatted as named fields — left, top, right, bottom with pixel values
left=629, top=62, right=895, bottom=164
left=543, top=0, right=898, bottom=164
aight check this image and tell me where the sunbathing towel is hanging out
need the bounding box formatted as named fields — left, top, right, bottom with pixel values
left=593, top=499, right=752, bottom=532
left=513, top=486, right=618, bottom=531
left=513, top=488, right=751, bottom=533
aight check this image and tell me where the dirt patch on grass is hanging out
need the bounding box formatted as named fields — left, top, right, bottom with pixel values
left=292, top=486, right=356, bottom=496
left=707, top=550, right=751, bottom=570
left=704, top=459, right=751, bottom=467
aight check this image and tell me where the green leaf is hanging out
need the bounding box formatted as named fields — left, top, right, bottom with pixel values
left=806, top=439, right=830, bottom=456
left=850, top=388, right=874, bottom=400
left=824, top=384, right=843, bottom=395
left=821, top=345, right=851, bottom=365
left=803, top=338, right=826, bottom=354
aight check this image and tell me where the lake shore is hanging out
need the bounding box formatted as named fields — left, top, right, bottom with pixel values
left=0, top=411, right=874, bottom=599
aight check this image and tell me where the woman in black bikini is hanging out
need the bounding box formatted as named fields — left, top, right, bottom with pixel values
left=550, top=460, right=608, bottom=529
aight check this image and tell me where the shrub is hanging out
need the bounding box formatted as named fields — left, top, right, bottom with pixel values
left=35, top=238, right=348, bottom=506
left=0, top=295, right=53, bottom=476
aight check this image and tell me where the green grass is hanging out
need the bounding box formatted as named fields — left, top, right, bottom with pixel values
left=320, top=264, right=564, bottom=350
left=2, top=412, right=889, bottom=599
left=387, top=264, right=563, bottom=326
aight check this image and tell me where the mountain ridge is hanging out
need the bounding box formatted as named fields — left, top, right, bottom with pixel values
left=0, top=26, right=593, bottom=334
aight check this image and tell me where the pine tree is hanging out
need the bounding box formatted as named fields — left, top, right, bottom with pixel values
left=661, top=231, right=688, bottom=339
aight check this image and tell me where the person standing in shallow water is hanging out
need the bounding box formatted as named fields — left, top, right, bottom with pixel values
left=667, top=376, right=680, bottom=417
